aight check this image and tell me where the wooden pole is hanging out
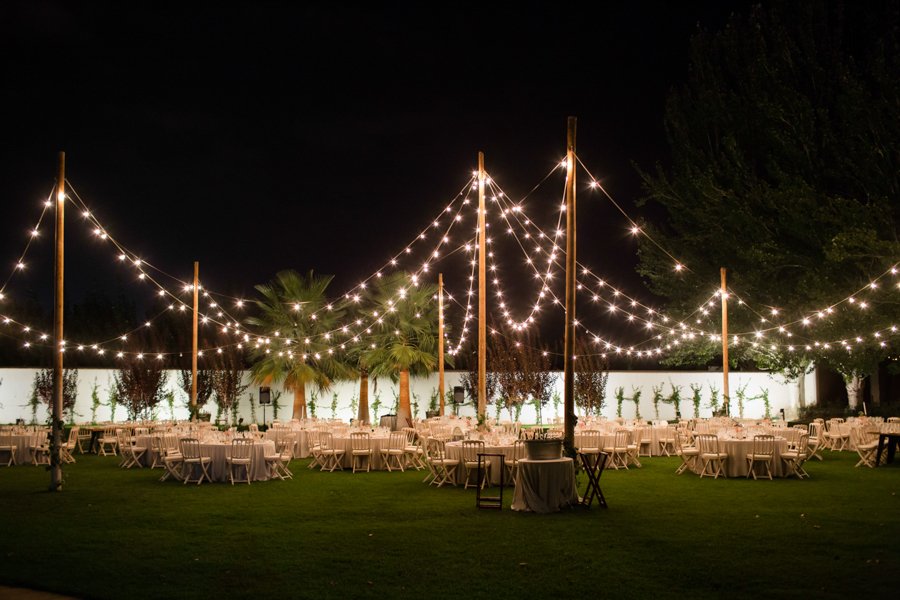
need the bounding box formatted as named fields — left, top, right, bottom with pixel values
left=191, top=261, right=199, bottom=418
left=563, top=117, right=577, bottom=449
left=477, top=152, right=487, bottom=418
left=721, top=267, right=730, bottom=414
left=438, top=273, right=445, bottom=416
left=50, top=151, right=65, bottom=491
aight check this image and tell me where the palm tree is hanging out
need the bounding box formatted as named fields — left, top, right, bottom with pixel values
left=361, top=272, right=452, bottom=427
left=245, top=270, right=346, bottom=419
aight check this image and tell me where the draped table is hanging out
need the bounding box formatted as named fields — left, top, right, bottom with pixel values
left=328, top=435, right=391, bottom=470
left=136, top=435, right=276, bottom=482
left=0, top=434, right=42, bottom=465
left=511, top=458, right=580, bottom=513
left=265, top=429, right=310, bottom=458
left=689, top=437, right=790, bottom=478
left=445, top=442, right=515, bottom=486
left=575, top=425, right=670, bottom=456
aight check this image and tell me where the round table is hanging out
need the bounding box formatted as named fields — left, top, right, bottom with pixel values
left=445, top=442, right=515, bottom=486
left=137, top=435, right=276, bottom=482
left=265, top=429, right=310, bottom=458
left=689, top=437, right=789, bottom=478
left=0, top=434, right=42, bottom=465
left=511, top=458, right=580, bottom=513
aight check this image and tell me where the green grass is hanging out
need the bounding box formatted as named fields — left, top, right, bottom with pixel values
left=0, top=450, right=897, bottom=599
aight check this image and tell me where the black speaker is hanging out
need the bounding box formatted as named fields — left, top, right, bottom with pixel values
left=259, top=387, right=271, bottom=404
left=453, top=386, right=465, bottom=404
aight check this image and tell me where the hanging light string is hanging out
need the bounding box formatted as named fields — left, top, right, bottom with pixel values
left=0, top=188, right=53, bottom=297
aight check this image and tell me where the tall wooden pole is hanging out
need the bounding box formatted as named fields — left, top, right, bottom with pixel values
left=438, top=273, right=445, bottom=416
left=477, top=152, right=487, bottom=418
left=563, top=117, right=577, bottom=449
left=50, top=151, right=65, bottom=491
left=721, top=267, right=730, bottom=414
left=191, top=261, right=199, bottom=418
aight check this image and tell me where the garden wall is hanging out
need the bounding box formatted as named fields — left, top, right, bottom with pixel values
left=0, top=368, right=816, bottom=425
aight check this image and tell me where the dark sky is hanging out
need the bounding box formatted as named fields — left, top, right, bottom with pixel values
left=0, top=1, right=755, bottom=355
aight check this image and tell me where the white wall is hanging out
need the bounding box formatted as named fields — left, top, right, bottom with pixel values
left=0, top=367, right=816, bottom=424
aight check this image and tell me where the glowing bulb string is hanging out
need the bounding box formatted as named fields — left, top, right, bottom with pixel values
left=0, top=189, right=53, bottom=296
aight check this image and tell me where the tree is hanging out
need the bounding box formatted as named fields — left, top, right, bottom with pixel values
left=636, top=2, right=900, bottom=393
left=246, top=270, right=346, bottom=419
left=211, top=343, right=250, bottom=425
left=114, top=354, right=169, bottom=421
left=573, top=337, right=609, bottom=417
left=179, top=365, right=215, bottom=421
left=32, top=369, right=78, bottom=422
left=361, top=272, right=452, bottom=428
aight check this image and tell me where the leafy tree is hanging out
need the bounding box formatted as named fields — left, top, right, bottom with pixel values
left=361, top=272, right=451, bottom=428
left=246, top=270, right=346, bottom=419
left=211, top=344, right=250, bottom=425
left=636, top=2, right=900, bottom=397
left=114, top=354, right=168, bottom=421
left=32, top=369, right=78, bottom=422
left=573, top=337, right=609, bottom=417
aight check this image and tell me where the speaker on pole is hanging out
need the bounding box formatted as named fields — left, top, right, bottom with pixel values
left=259, top=387, right=271, bottom=404
left=453, top=386, right=464, bottom=404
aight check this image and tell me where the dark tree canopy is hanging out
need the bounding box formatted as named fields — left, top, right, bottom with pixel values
left=637, top=1, right=900, bottom=381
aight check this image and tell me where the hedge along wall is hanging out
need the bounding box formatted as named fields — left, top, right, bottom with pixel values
left=0, top=368, right=816, bottom=425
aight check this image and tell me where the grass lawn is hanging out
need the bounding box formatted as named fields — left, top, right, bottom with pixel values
left=0, top=449, right=897, bottom=599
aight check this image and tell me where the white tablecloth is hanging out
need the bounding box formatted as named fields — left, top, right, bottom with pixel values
left=445, top=442, right=514, bottom=486
left=575, top=426, right=669, bottom=456
left=328, top=436, right=391, bottom=470
left=511, top=458, right=579, bottom=513
left=689, top=437, right=789, bottom=478
left=0, top=434, right=41, bottom=464
left=265, top=429, right=310, bottom=458
left=137, top=435, right=275, bottom=482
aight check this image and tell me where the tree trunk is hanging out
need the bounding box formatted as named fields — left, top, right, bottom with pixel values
left=358, top=371, right=370, bottom=425
left=870, top=367, right=881, bottom=406
left=845, top=375, right=862, bottom=410
left=293, top=382, right=308, bottom=420
left=396, top=369, right=412, bottom=429
left=786, top=379, right=802, bottom=419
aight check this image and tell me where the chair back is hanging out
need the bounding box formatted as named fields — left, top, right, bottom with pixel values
left=697, top=434, right=720, bottom=456
left=752, top=435, right=775, bottom=456
left=580, top=430, right=601, bottom=450
left=401, top=427, right=418, bottom=447
left=134, top=427, right=149, bottom=436
left=350, top=432, right=370, bottom=451
left=427, top=437, right=447, bottom=460
left=887, top=417, right=900, bottom=424
left=461, top=439, right=485, bottom=462
left=319, top=432, right=335, bottom=451
left=149, top=435, right=163, bottom=456
left=794, top=433, right=809, bottom=456
left=231, top=438, right=253, bottom=460
left=388, top=431, right=407, bottom=451
left=179, top=438, right=201, bottom=460
left=512, top=439, right=526, bottom=462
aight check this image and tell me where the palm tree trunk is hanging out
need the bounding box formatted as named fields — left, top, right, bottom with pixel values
left=293, top=382, right=308, bottom=420
left=358, top=371, right=370, bottom=425
left=396, top=369, right=412, bottom=429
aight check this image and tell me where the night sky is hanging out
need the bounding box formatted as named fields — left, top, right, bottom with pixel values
left=0, top=1, right=755, bottom=354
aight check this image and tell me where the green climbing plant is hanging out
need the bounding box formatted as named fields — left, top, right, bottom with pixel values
left=614, top=387, right=625, bottom=418
left=690, top=383, right=703, bottom=418
left=651, top=384, right=664, bottom=420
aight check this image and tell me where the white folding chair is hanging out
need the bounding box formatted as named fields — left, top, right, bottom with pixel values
left=180, top=439, right=212, bottom=484
left=380, top=432, right=408, bottom=472
left=0, top=430, right=17, bottom=466
left=461, top=440, right=489, bottom=489
left=426, top=438, right=459, bottom=487
left=317, top=432, right=346, bottom=473
left=98, top=426, right=118, bottom=456
left=504, top=440, right=527, bottom=483
left=674, top=430, right=699, bottom=474
left=781, top=434, right=810, bottom=479
left=350, top=432, right=373, bottom=473
left=226, top=439, right=253, bottom=484
left=746, top=435, right=775, bottom=480
left=697, top=434, right=728, bottom=479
